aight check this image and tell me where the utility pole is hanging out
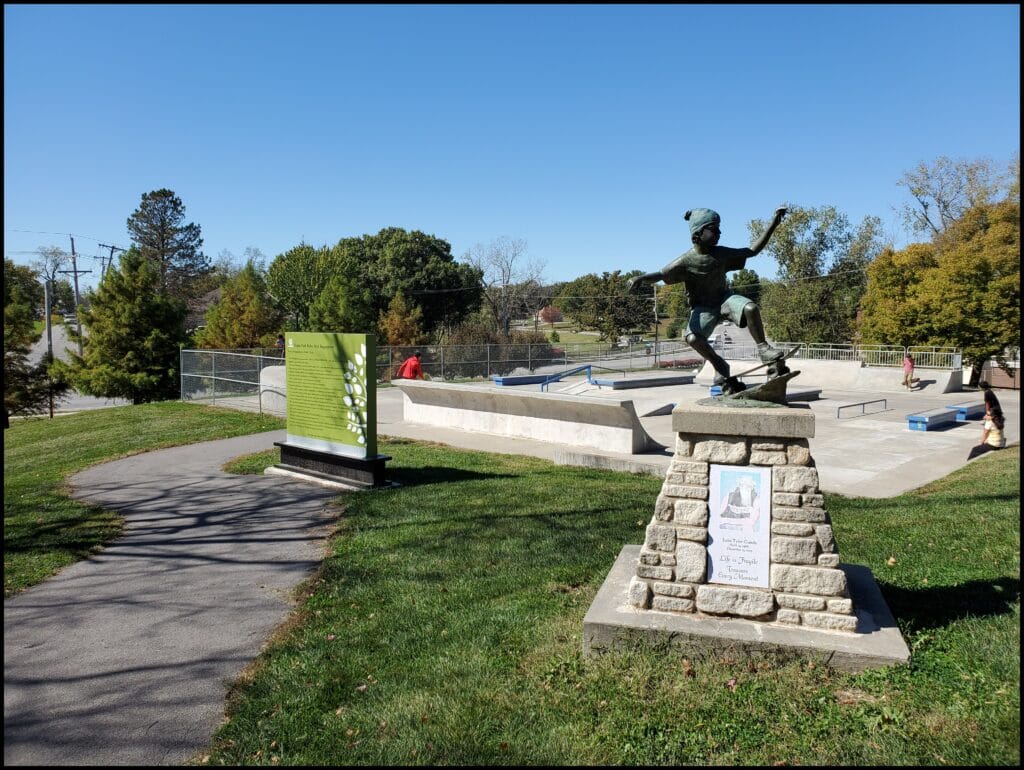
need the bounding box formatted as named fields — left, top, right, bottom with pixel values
left=57, top=236, right=91, bottom=356
left=652, top=285, right=659, bottom=369
left=43, top=279, right=54, bottom=418
left=98, top=243, right=124, bottom=276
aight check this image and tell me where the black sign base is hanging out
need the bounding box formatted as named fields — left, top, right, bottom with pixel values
left=274, top=442, right=390, bottom=489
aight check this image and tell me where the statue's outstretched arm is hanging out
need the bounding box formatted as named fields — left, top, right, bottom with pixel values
left=626, top=270, right=664, bottom=292
left=749, top=206, right=788, bottom=255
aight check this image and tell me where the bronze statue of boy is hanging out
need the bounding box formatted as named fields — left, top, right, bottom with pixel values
left=627, top=206, right=788, bottom=395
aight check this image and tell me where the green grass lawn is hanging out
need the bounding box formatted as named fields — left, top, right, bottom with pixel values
left=3, top=404, right=1019, bottom=765
left=213, top=442, right=1019, bottom=766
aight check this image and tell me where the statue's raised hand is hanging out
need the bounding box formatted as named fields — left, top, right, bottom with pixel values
left=774, top=206, right=788, bottom=221
left=626, top=276, right=644, bottom=293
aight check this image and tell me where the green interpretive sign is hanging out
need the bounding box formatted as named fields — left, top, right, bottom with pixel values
left=285, top=332, right=376, bottom=459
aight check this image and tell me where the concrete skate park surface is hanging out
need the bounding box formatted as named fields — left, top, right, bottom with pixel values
left=380, top=369, right=1019, bottom=499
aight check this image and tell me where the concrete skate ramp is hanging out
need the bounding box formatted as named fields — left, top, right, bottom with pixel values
left=259, top=365, right=287, bottom=413
left=394, top=380, right=664, bottom=454
left=696, top=359, right=962, bottom=393
left=854, top=365, right=962, bottom=394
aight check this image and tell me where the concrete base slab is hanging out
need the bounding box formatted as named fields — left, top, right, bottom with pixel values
left=264, top=464, right=365, bottom=490
left=264, top=465, right=399, bottom=491
left=583, top=545, right=911, bottom=673
left=553, top=448, right=670, bottom=477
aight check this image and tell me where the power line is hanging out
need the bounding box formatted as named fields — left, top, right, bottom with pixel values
left=97, top=243, right=125, bottom=276
left=7, top=229, right=125, bottom=249
left=404, top=266, right=873, bottom=301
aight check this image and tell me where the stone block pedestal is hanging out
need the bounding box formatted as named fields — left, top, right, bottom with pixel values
left=584, top=546, right=911, bottom=672
left=582, top=402, right=910, bottom=670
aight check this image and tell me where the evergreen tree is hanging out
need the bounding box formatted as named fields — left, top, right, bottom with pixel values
left=126, top=188, right=210, bottom=301
left=729, top=268, right=762, bottom=305
left=59, top=248, right=188, bottom=404
left=377, top=292, right=429, bottom=346
left=308, top=271, right=377, bottom=334
left=195, top=261, right=283, bottom=349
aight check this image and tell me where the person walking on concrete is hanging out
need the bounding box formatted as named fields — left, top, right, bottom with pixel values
left=902, top=353, right=916, bottom=390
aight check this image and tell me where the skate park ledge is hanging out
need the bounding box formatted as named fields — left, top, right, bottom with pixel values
left=393, top=380, right=663, bottom=455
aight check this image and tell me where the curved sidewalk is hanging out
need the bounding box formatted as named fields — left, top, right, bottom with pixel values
left=3, top=430, right=338, bottom=766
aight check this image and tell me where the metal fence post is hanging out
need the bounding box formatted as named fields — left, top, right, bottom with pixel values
left=528, top=343, right=532, bottom=372
left=487, top=344, right=491, bottom=378
left=441, top=346, right=445, bottom=380
left=212, top=352, right=217, bottom=405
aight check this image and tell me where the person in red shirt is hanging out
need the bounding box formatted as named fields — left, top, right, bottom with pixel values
left=394, top=352, right=424, bottom=380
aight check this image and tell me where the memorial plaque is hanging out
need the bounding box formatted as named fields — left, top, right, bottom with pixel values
left=706, top=464, right=771, bottom=587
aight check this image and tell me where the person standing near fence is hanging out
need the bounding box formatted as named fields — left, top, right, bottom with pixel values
left=395, top=351, right=424, bottom=380
left=902, top=353, right=916, bottom=389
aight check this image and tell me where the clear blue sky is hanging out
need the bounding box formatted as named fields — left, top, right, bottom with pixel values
left=4, top=4, right=1020, bottom=292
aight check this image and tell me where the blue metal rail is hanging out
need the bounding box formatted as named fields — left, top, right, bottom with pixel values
left=537, top=364, right=630, bottom=392
left=539, top=365, right=595, bottom=392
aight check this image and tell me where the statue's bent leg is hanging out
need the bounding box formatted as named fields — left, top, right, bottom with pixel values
left=742, top=302, right=785, bottom=364
left=686, top=331, right=729, bottom=378
left=686, top=332, right=745, bottom=394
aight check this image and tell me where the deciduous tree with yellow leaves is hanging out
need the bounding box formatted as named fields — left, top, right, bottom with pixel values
left=859, top=199, right=1019, bottom=385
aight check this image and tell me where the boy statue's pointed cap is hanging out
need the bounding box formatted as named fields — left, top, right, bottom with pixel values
left=684, top=208, right=720, bottom=235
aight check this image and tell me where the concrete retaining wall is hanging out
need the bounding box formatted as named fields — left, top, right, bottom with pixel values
left=395, top=380, right=663, bottom=454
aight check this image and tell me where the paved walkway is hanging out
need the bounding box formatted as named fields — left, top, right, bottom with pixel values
left=3, top=431, right=337, bottom=766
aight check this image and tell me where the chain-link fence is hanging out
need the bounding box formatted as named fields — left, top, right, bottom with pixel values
left=180, top=340, right=963, bottom=414
left=376, top=340, right=701, bottom=381
left=180, top=349, right=285, bottom=414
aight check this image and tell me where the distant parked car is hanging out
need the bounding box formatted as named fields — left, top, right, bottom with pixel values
left=63, top=314, right=77, bottom=324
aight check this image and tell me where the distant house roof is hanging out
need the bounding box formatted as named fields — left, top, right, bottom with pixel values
left=185, top=287, right=221, bottom=331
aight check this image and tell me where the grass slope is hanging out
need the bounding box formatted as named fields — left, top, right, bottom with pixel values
left=211, top=441, right=1019, bottom=766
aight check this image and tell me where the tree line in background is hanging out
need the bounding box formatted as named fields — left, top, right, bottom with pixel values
left=3, top=154, right=1019, bottom=416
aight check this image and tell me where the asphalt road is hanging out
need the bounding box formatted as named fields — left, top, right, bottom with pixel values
left=27, top=321, right=131, bottom=413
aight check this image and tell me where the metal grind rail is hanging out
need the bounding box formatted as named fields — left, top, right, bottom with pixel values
left=836, top=398, right=889, bottom=420
left=538, top=364, right=628, bottom=392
